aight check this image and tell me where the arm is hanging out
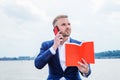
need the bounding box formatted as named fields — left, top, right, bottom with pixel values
left=34, top=32, right=63, bottom=69
left=34, top=42, right=53, bottom=69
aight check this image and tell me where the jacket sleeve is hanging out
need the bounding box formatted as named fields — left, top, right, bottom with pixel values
left=34, top=42, right=53, bottom=69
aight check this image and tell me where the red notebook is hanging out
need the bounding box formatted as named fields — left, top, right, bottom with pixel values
left=65, top=41, right=95, bottom=66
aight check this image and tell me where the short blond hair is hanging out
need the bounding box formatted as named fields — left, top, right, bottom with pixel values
left=52, top=15, right=68, bottom=27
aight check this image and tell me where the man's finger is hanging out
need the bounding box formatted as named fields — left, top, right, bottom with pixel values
left=81, top=58, right=88, bottom=65
left=78, top=61, right=85, bottom=67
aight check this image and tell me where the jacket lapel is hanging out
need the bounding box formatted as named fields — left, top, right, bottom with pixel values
left=54, top=38, right=75, bottom=72
left=56, top=48, right=64, bottom=73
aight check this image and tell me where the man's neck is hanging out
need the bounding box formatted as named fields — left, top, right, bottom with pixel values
left=60, top=37, right=69, bottom=45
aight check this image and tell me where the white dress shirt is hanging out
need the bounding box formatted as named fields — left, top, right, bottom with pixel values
left=50, top=38, right=70, bottom=71
left=58, top=39, right=69, bottom=71
left=50, top=38, right=70, bottom=80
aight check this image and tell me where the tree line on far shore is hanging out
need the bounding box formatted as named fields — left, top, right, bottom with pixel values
left=95, top=50, right=120, bottom=59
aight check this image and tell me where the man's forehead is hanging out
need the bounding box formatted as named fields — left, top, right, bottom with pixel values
left=57, top=18, right=69, bottom=23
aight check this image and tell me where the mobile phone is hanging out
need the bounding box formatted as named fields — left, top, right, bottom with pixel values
left=53, top=26, right=59, bottom=35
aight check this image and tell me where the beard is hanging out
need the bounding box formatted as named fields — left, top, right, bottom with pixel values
left=62, top=29, right=71, bottom=37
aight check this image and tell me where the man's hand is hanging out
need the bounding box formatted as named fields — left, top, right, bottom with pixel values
left=52, top=31, right=63, bottom=51
left=77, top=58, right=89, bottom=74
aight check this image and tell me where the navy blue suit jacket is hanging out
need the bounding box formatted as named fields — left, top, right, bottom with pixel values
left=34, top=38, right=91, bottom=80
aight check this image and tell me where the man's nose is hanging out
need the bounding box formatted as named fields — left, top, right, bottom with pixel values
left=66, top=24, right=70, bottom=28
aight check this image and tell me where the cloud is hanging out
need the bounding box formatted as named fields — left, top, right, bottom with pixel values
left=90, top=0, right=105, bottom=13
left=15, top=0, right=50, bottom=22
left=0, top=0, right=49, bottom=22
left=96, top=0, right=120, bottom=25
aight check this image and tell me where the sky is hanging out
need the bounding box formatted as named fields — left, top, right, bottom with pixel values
left=0, top=0, right=120, bottom=57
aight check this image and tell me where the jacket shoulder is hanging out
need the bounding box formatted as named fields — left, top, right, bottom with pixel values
left=70, top=38, right=81, bottom=44
left=41, top=40, right=54, bottom=49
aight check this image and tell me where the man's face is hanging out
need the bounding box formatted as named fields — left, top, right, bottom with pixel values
left=56, top=18, right=71, bottom=37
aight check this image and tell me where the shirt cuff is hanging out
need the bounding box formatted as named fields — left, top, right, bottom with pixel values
left=50, top=47, right=56, bottom=55
left=82, top=73, right=88, bottom=77
left=82, top=71, right=90, bottom=78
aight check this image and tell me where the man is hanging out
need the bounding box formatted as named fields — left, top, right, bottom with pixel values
left=34, top=15, right=91, bottom=80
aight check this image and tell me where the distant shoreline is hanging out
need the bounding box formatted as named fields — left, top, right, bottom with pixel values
left=0, top=50, right=120, bottom=61
left=0, top=56, right=35, bottom=61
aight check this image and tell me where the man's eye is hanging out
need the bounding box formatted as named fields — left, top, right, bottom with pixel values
left=62, top=23, right=66, bottom=26
left=68, top=23, right=71, bottom=25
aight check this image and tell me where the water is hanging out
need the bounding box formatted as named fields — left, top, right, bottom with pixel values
left=0, top=59, right=120, bottom=80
